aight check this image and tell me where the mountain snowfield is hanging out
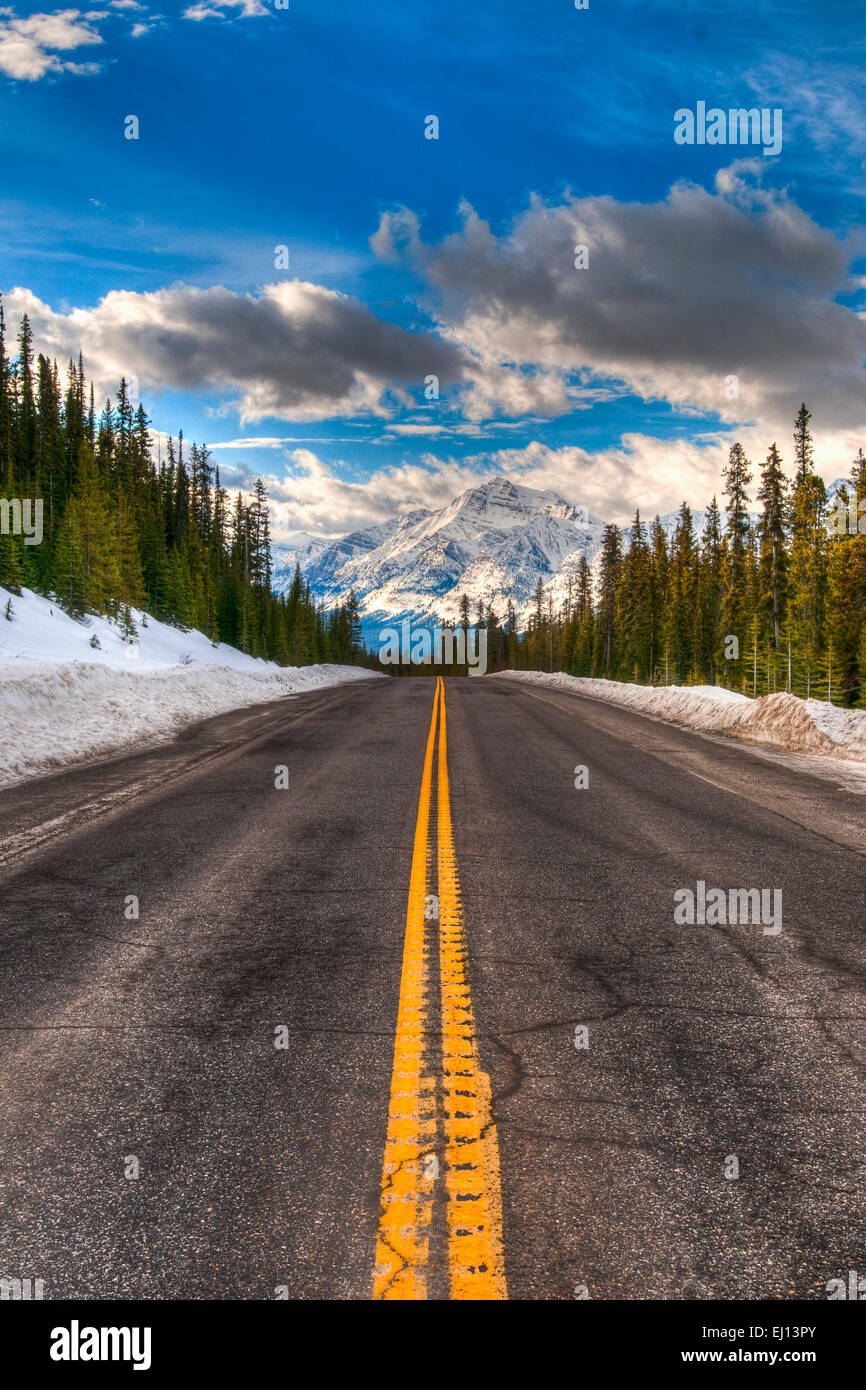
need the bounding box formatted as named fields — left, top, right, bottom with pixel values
left=273, top=478, right=606, bottom=636
left=0, top=585, right=381, bottom=787
left=272, top=475, right=851, bottom=639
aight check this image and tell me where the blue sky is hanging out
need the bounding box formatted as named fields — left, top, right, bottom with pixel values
left=1, top=0, right=864, bottom=543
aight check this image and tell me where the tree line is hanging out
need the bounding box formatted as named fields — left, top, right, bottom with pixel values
left=422, top=408, right=864, bottom=703
left=4, top=302, right=860, bottom=701
left=0, top=304, right=365, bottom=667
left=503, top=407, right=864, bottom=703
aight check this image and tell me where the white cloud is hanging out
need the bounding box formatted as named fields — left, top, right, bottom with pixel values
left=261, top=449, right=487, bottom=543
left=0, top=8, right=104, bottom=80
left=256, top=439, right=706, bottom=543
left=256, top=425, right=862, bottom=545
left=183, top=0, right=267, bottom=20
left=3, top=279, right=468, bottom=423
left=373, top=167, right=866, bottom=440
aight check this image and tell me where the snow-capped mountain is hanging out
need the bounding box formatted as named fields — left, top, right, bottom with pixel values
left=273, top=477, right=606, bottom=633
left=272, top=474, right=852, bottom=636
left=272, top=532, right=331, bottom=581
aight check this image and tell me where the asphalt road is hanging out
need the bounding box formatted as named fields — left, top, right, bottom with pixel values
left=0, top=675, right=864, bottom=1300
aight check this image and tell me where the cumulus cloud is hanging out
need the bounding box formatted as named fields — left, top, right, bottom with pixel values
left=6, top=165, right=863, bottom=531
left=252, top=437, right=727, bottom=544
left=0, top=3, right=267, bottom=82
left=261, top=449, right=493, bottom=543
left=183, top=0, right=267, bottom=19
left=12, top=166, right=862, bottom=449
left=0, top=8, right=105, bottom=80
left=372, top=166, right=866, bottom=438
left=3, top=280, right=468, bottom=423
left=256, top=423, right=862, bottom=546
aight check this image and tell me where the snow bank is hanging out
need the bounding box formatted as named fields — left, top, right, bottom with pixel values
left=0, top=660, right=381, bottom=787
left=500, top=670, right=866, bottom=764
left=0, top=586, right=382, bottom=786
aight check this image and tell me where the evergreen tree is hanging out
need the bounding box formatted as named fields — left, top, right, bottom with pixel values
left=664, top=502, right=699, bottom=683
left=720, top=442, right=752, bottom=680
left=756, top=443, right=789, bottom=650
left=793, top=403, right=814, bottom=485
left=593, top=524, right=622, bottom=676
left=698, top=497, right=723, bottom=684
left=619, top=510, right=652, bottom=681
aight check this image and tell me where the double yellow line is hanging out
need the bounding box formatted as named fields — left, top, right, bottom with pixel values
left=372, top=678, right=507, bottom=1300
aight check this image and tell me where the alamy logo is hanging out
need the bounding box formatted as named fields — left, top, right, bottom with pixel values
left=674, top=880, right=782, bottom=935
left=826, top=1269, right=866, bottom=1300
left=827, top=495, right=866, bottom=536
left=674, top=102, right=782, bottom=157
left=0, top=497, right=43, bottom=545
left=378, top=619, right=488, bottom=676
left=50, top=1321, right=152, bottom=1371
left=0, top=1276, right=44, bottom=1300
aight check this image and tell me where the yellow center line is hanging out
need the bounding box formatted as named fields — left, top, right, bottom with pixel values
left=372, top=679, right=440, bottom=1300
left=437, top=678, right=508, bottom=1300
left=373, top=676, right=508, bottom=1300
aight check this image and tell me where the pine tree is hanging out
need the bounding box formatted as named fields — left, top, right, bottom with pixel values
left=698, top=497, right=723, bottom=684
left=788, top=472, right=828, bottom=699
left=793, top=403, right=814, bottom=485
left=720, top=442, right=753, bottom=684
left=14, top=313, right=36, bottom=477
left=51, top=497, right=88, bottom=614
left=648, top=516, right=669, bottom=682
left=345, top=588, right=362, bottom=659
left=619, top=510, right=653, bottom=681
left=756, top=443, right=789, bottom=651
left=68, top=442, right=123, bottom=611
left=593, top=524, right=622, bottom=676
left=664, top=502, right=699, bottom=683
left=0, top=299, right=13, bottom=487
left=826, top=453, right=866, bottom=705
left=0, top=528, right=23, bottom=592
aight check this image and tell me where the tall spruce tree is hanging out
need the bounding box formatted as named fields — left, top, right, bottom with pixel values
left=793, top=403, right=814, bottom=485
left=757, top=443, right=789, bottom=651
left=593, top=523, right=622, bottom=676
left=720, top=442, right=752, bottom=680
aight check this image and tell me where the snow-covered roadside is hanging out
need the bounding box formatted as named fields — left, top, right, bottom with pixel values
left=0, top=586, right=383, bottom=787
left=499, top=670, right=866, bottom=764
left=0, top=585, right=284, bottom=671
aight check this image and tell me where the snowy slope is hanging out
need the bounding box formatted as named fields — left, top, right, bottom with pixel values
left=0, top=585, right=382, bottom=787
left=272, top=517, right=408, bottom=597
left=270, top=532, right=331, bottom=588
left=0, top=585, right=279, bottom=671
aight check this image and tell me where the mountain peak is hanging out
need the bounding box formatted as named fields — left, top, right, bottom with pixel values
left=273, top=476, right=606, bottom=633
left=442, top=475, right=580, bottom=528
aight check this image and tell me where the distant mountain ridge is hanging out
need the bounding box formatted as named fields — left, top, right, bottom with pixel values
left=272, top=478, right=603, bottom=632
left=272, top=474, right=850, bottom=636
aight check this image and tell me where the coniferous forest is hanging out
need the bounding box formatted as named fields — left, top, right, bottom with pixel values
left=459, top=409, right=865, bottom=706
left=0, top=305, right=365, bottom=667
left=3, top=304, right=864, bottom=704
